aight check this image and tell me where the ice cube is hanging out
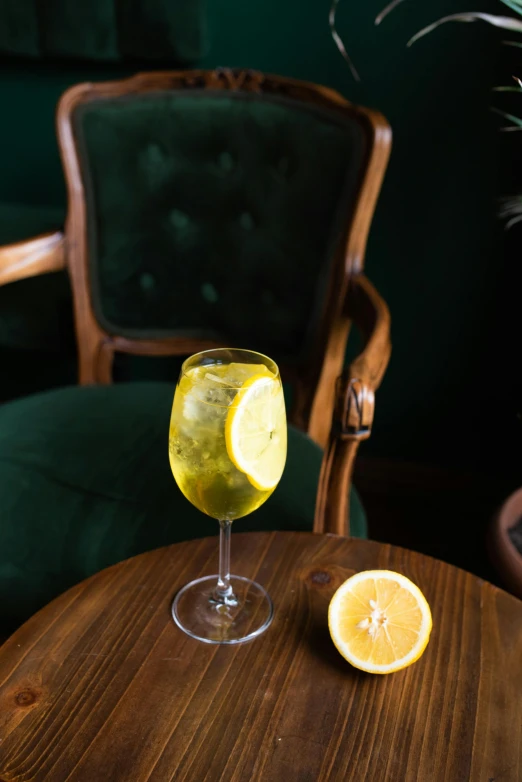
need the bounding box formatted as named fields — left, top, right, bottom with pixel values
left=205, top=372, right=230, bottom=386
left=182, top=391, right=201, bottom=421
left=206, top=363, right=273, bottom=390
left=183, top=362, right=274, bottom=415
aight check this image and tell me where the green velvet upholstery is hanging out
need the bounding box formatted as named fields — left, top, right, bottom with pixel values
left=0, top=0, right=206, bottom=62
left=75, top=93, right=364, bottom=360
left=0, top=382, right=366, bottom=630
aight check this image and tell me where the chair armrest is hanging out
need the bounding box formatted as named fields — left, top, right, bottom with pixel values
left=0, top=231, right=66, bottom=286
left=314, top=274, right=391, bottom=536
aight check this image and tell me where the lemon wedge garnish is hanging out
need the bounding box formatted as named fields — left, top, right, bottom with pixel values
left=328, top=570, right=432, bottom=674
left=225, top=372, right=286, bottom=491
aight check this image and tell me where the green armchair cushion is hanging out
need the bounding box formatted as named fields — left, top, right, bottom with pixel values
left=74, top=92, right=364, bottom=361
left=0, top=382, right=366, bottom=629
left=0, top=0, right=206, bottom=62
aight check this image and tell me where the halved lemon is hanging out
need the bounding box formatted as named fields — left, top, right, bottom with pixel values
left=328, top=570, right=432, bottom=674
left=225, top=372, right=286, bottom=491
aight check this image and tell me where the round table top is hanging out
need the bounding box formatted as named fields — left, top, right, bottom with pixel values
left=0, top=531, right=520, bottom=782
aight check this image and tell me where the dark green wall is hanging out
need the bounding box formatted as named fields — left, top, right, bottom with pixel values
left=201, top=0, right=510, bottom=472
left=2, top=0, right=517, bottom=473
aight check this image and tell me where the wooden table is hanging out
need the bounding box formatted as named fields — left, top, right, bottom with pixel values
left=0, top=532, right=520, bottom=781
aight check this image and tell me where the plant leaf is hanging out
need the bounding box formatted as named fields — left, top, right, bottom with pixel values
left=500, top=0, right=522, bottom=17
left=499, top=196, right=522, bottom=229
left=506, top=214, right=522, bottom=228
left=499, top=195, right=522, bottom=216
left=329, top=0, right=360, bottom=81
left=503, top=39, right=522, bottom=46
left=500, top=0, right=522, bottom=15
left=375, top=0, right=409, bottom=26
left=491, top=107, right=522, bottom=129
left=408, top=13, right=522, bottom=47
left=493, top=86, right=522, bottom=91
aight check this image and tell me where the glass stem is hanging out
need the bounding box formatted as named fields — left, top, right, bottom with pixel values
left=214, top=519, right=237, bottom=605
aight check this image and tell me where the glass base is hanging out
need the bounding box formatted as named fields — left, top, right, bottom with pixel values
left=172, top=575, right=273, bottom=644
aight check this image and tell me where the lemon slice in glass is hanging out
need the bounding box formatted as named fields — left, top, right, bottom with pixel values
left=225, top=372, right=287, bottom=491
left=328, top=570, right=432, bottom=674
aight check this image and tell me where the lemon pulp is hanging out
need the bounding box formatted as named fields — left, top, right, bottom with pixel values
left=328, top=570, right=432, bottom=674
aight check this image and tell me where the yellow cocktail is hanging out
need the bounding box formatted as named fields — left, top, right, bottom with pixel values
left=169, top=349, right=287, bottom=644
left=169, top=362, right=286, bottom=520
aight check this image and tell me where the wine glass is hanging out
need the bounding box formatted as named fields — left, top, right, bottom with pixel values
left=169, top=348, right=287, bottom=644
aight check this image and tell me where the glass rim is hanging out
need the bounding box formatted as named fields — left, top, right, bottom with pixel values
left=180, top=347, right=280, bottom=388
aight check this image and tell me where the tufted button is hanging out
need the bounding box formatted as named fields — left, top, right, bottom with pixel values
left=201, top=282, right=219, bottom=303
left=239, top=212, right=254, bottom=230
left=169, top=209, right=190, bottom=229
left=145, top=143, right=165, bottom=166
left=140, top=273, right=156, bottom=293
left=142, top=144, right=170, bottom=188
left=218, top=151, right=234, bottom=172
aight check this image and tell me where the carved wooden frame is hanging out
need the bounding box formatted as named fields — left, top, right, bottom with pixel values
left=56, top=67, right=391, bottom=449
left=315, top=274, right=391, bottom=535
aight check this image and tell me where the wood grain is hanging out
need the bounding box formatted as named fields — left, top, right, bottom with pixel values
left=0, top=231, right=65, bottom=286
left=0, top=532, right=519, bottom=782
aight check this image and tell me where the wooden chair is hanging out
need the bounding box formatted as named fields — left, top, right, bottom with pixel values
left=0, top=69, right=391, bottom=628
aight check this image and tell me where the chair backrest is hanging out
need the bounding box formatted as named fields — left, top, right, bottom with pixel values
left=57, top=68, right=391, bottom=447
